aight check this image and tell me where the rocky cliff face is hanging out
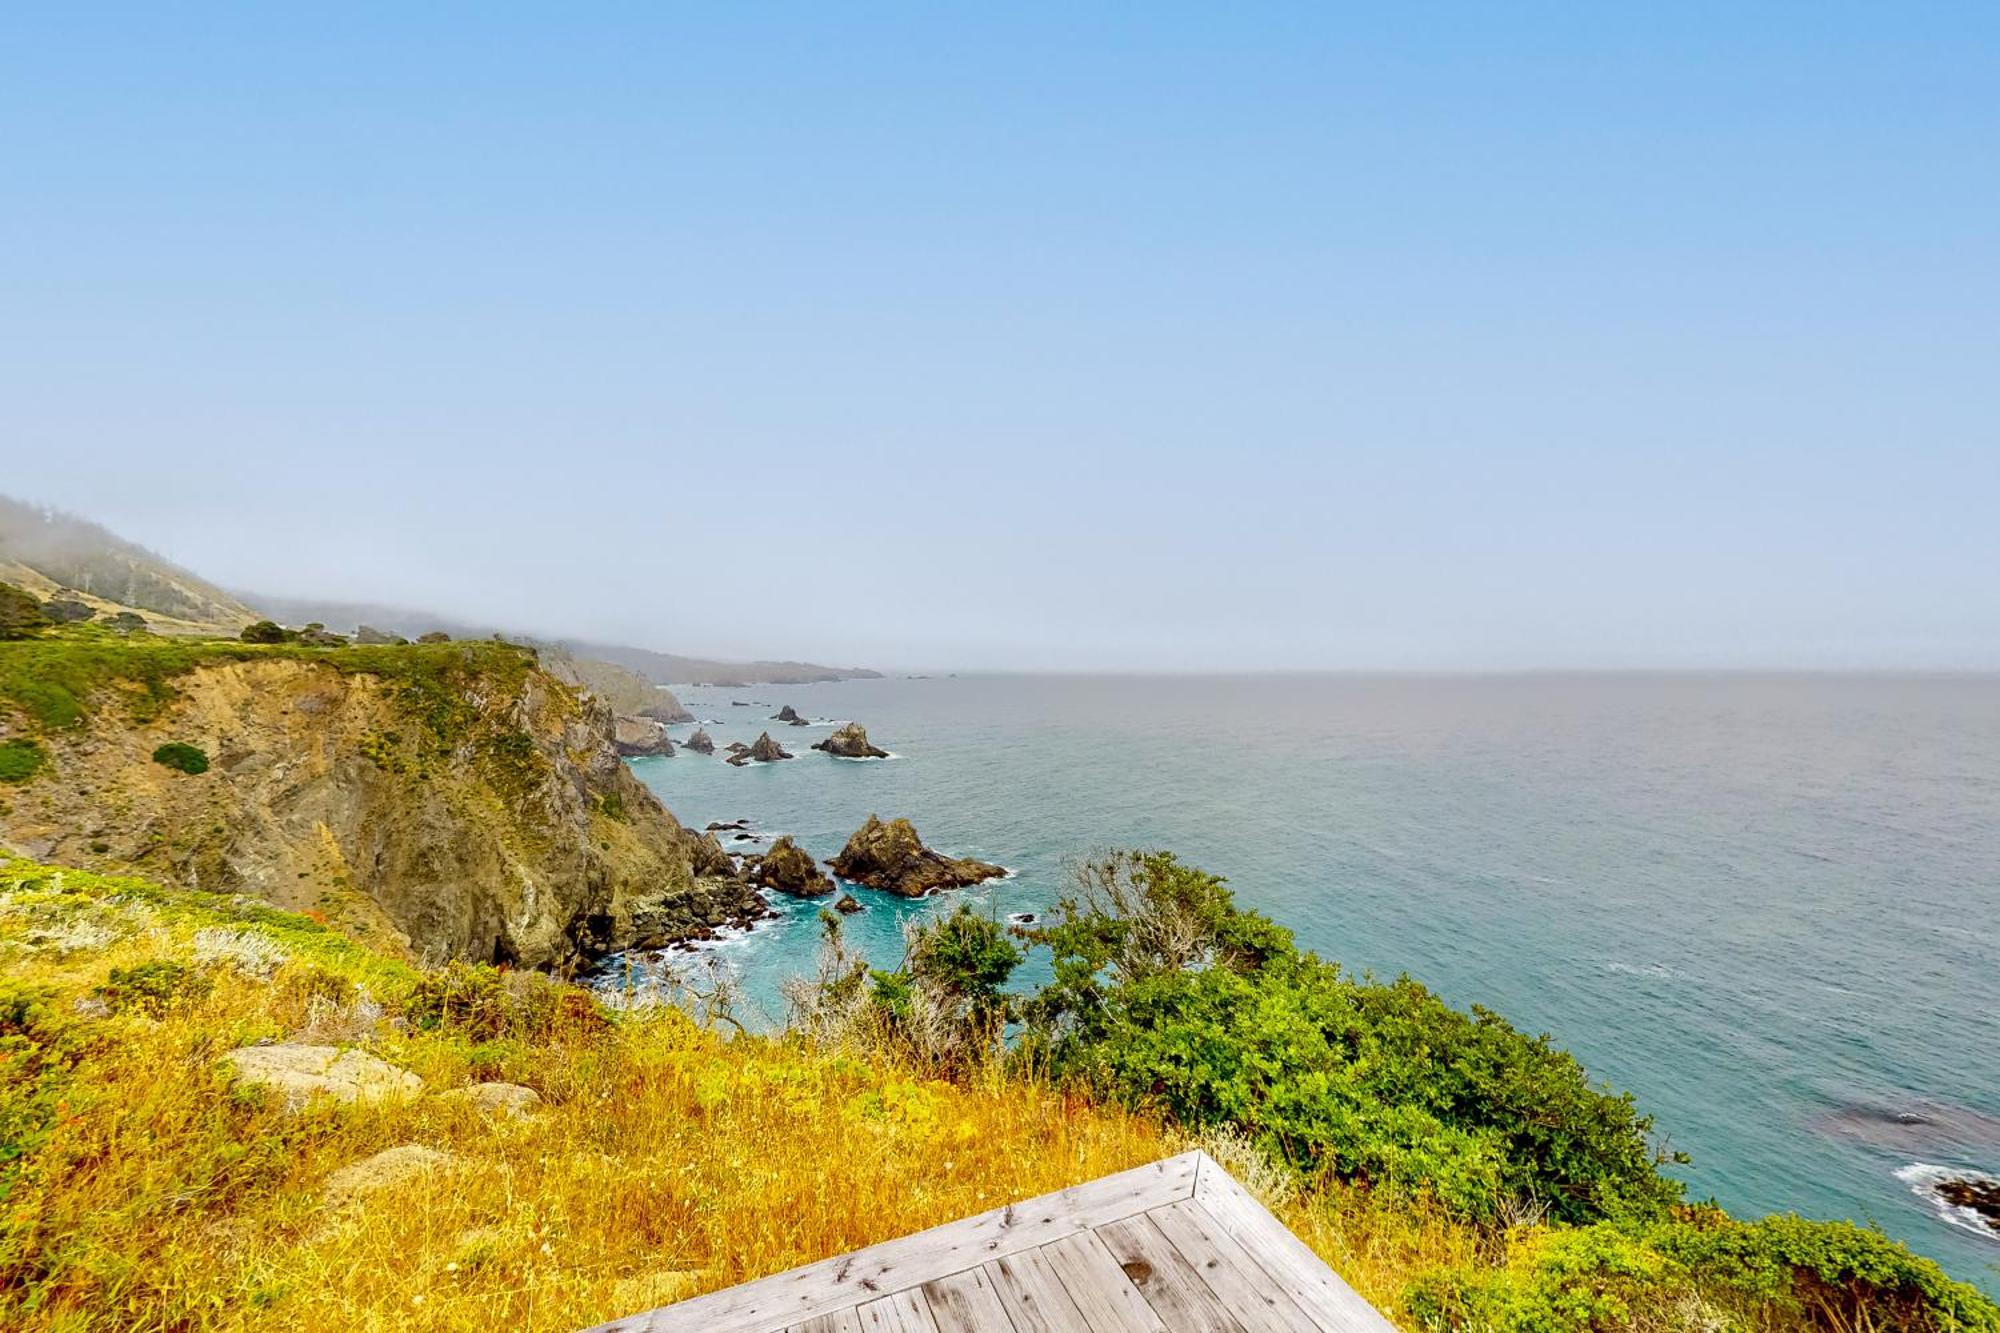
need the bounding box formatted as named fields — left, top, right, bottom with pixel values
left=0, top=647, right=761, bottom=969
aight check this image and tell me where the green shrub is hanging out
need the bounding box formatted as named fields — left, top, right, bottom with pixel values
left=151, top=741, right=210, bottom=774
left=0, top=982, right=94, bottom=1202
left=238, top=620, right=288, bottom=644
left=0, top=739, right=45, bottom=784
left=405, top=962, right=609, bottom=1043
left=1018, top=852, right=1681, bottom=1225
left=0, top=585, right=45, bottom=642
left=94, top=960, right=213, bottom=1017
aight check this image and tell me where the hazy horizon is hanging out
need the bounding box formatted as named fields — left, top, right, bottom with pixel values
left=4, top=6, right=1996, bottom=672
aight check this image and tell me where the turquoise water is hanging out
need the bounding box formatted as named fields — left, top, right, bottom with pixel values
left=612, top=673, right=2000, bottom=1288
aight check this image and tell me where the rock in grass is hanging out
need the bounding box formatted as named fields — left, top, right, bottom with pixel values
left=224, top=1043, right=422, bottom=1110
left=324, top=1145, right=461, bottom=1205
left=436, top=1082, right=542, bottom=1119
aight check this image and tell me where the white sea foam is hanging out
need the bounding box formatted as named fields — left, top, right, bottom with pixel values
left=1895, top=1163, right=2000, bottom=1241
left=1604, top=961, right=1676, bottom=980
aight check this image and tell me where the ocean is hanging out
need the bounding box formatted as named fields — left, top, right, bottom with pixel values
left=606, top=672, right=2000, bottom=1288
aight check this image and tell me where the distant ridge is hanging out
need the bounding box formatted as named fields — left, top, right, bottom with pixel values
left=0, top=495, right=259, bottom=632
left=235, top=593, right=879, bottom=686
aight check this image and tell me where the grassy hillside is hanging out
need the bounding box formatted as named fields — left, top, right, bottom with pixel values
left=1, top=856, right=1991, bottom=1332
left=0, top=496, right=259, bottom=633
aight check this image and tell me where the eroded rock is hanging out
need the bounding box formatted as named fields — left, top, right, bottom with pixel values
left=747, top=836, right=833, bottom=896
left=613, top=715, right=676, bottom=757
left=812, top=723, right=888, bottom=759
left=828, top=815, right=1006, bottom=897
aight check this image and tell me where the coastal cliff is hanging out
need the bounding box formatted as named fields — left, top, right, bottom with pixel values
left=0, top=636, right=760, bottom=968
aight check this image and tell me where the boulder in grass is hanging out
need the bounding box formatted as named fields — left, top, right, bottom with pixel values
left=224, top=1043, right=422, bottom=1110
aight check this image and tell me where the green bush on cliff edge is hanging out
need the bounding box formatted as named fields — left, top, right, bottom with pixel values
left=150, top=741, right=209, bottom=774
left=0, top=738, right=46, bottom=783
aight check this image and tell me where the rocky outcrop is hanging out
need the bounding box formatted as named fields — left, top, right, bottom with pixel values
left=42, top=597, right=94, bottom=624
left=638, top=694, right=694, bottom=725
left=1937, top=1176, right=2000, bottom=1234
left=354, top=625, right=407, bottom=645
left=681, top=727, right=716, bottom=755
left=834, top=893, right=862, bottom=915
left=828, top=815, right=1006, bottom=897
left=224, top=1044, right=422, bottom=1110
left=687, top=831, right=737, bottom=879
left=613, top=715, right=676, bottom=757
left=0, top=649, right=765, bottom=968
left=812, top=723, right=889, bottom=758
left=772, top=704, right=809, bottom=726
left=747, top=836, right=834, bottom=897
left=727, top=732, right=793, bottom=766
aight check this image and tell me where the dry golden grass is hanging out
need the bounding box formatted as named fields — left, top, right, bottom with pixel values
left=10, top=862, right=1984, bottom=1333
left=0, top=863, right=1171, bottom=1330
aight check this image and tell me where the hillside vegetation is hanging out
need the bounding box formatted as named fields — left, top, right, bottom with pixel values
left=0, top=621, right=1991, bottom=1332
left=1, top=856, right=1992, bottom=1333
left=0, top=496, right=259, bottom=633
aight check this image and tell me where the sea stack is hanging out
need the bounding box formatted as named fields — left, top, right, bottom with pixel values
left=829, top=815, right=1005, bottom=897
left=747, top=836, right=834, bottom=896
left=681, top=727, right=716, bottom=755
left=744, top=732, right=793, bottom=763
left=812, top=723, right=889, bottom=759
left=772, top=704, right=810, bottom=726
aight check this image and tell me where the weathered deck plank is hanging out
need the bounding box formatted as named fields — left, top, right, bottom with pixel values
left=787, top=1312, right=865, bottom=1333
left=1037, top=1229, right=1170, bottom=1333
left=1095, top=1213, right=1247, bottom=1333
left=986, top=1248, right=1092, bottom=1333
left=921, top=1267, right=1019, bottom=1333
left=857, top=1288, right=941, bottom=1333
left=1190, top=1154, right=1397, bottom=1333
left=1147, top=1199, right=1321, bottom=1333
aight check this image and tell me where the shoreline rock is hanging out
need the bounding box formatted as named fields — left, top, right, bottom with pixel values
left=681, top=728, right=716, bottom=755
left=746, top=836, right=834, bottom=896
left=828, top=815, right=1006, bottom=897
left=613, top=715, right=676, bottom=757
left=812, top=722, right=889, bottom=759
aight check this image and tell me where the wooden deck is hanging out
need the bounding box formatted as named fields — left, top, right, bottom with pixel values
left=584, top=1151, right=1399, bottom=1333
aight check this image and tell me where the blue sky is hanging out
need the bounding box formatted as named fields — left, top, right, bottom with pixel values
left=3, top=4, right=1996, bottom=669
